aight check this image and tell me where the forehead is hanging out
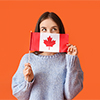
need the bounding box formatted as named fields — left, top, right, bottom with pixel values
left=40, top=18, right=58, bottom=27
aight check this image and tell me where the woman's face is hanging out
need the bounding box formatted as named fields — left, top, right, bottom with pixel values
left=40, top=18, right=59, bottom=34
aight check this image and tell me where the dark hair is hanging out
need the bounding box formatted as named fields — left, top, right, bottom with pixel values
left=33, top=12, right=65, bottom=55
left=34, top=12, right=65, bottom=34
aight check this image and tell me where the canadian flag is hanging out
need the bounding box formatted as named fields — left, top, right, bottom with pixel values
left=29, top=32, right=69, bottom=52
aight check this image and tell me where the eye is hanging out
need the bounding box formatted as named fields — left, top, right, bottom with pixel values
left=42, top=28, right=46, bottom=32
left=52, top=28, right=57, bottom=31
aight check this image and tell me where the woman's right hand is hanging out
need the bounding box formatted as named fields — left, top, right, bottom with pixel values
left=23, top=63, right=34, bottom=82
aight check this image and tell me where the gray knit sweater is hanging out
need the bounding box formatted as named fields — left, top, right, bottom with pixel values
left=12, top=53, right=83, bottom=100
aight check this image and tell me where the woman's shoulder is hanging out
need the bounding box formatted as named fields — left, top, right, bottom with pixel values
left=21, top=53, right=29, bottom=58
left=19, top=53, right=29, bottom=63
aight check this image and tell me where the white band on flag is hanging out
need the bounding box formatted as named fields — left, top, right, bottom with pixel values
left=39, top=33, right=60, bottom=52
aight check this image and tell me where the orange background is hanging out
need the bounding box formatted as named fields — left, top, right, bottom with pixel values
left=0, top=0, right=100, bottom=100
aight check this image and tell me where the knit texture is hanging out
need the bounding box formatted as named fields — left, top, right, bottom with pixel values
left=12, top=53, right=83, bottom=100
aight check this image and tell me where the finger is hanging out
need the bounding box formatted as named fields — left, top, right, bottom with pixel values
left=73, top=47, right=77, bottom=50
left=24, top=64, right=32, bottom=71
left=26, top=67, right=32, bottom=74
left=67, top=46, right=70, bottom=52
left=68, top=47, right=71, bottom=52
left=67, top=48, right=72, bottom=54
left=24, top=63, right=31, bottom=67
left=66, top=44, right=72, bottom=47
left=27, top=67, right=32, bottom=73
left=68, top=46, right=73, bottom=52
left=70, top=47, right=73, bottom=52
left=73, top=45, right=76, bottom=47
left=73, top=45, right=77, bottom=49
left=73, top=48, right=76, bottom=52
left=26, top=70, right=31, bottom=75
left=73, top=49, right=77, bottom=53
left=73, top=46, right=77, bottom=51
left=25, top=63, right=31, bottom=66
left=24, top=68, right=32, bottom=76
left=73, top=48, right=78, bottom=54
left=24, top=65, right=31, bottom=71
left=70, top=45, right=76, bottom=50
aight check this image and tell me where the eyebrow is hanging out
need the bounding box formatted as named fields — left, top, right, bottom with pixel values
left=51, top=26, right=58, bottom=28
left=40, top=26, right=46, bottom=29
left=40, top=26, right=58, bottom=28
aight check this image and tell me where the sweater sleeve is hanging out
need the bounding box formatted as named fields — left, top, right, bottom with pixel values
left=64, top=54, right=83, bottom=100
left=12, top=54, right=34, bottom=100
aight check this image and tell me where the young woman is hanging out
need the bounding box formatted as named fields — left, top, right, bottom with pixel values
left=12, top=12, right=83, bottom=100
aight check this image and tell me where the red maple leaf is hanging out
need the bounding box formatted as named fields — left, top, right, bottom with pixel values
left=44, top=36, right=56, bottom=50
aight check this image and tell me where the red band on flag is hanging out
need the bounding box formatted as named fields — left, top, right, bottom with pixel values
left=59, top=34, right=69, bottom=52
left=29, top=32, right=40, bottom=51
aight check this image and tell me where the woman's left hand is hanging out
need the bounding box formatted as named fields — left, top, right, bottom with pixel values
left=67, top=44, right=78, bottom=56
